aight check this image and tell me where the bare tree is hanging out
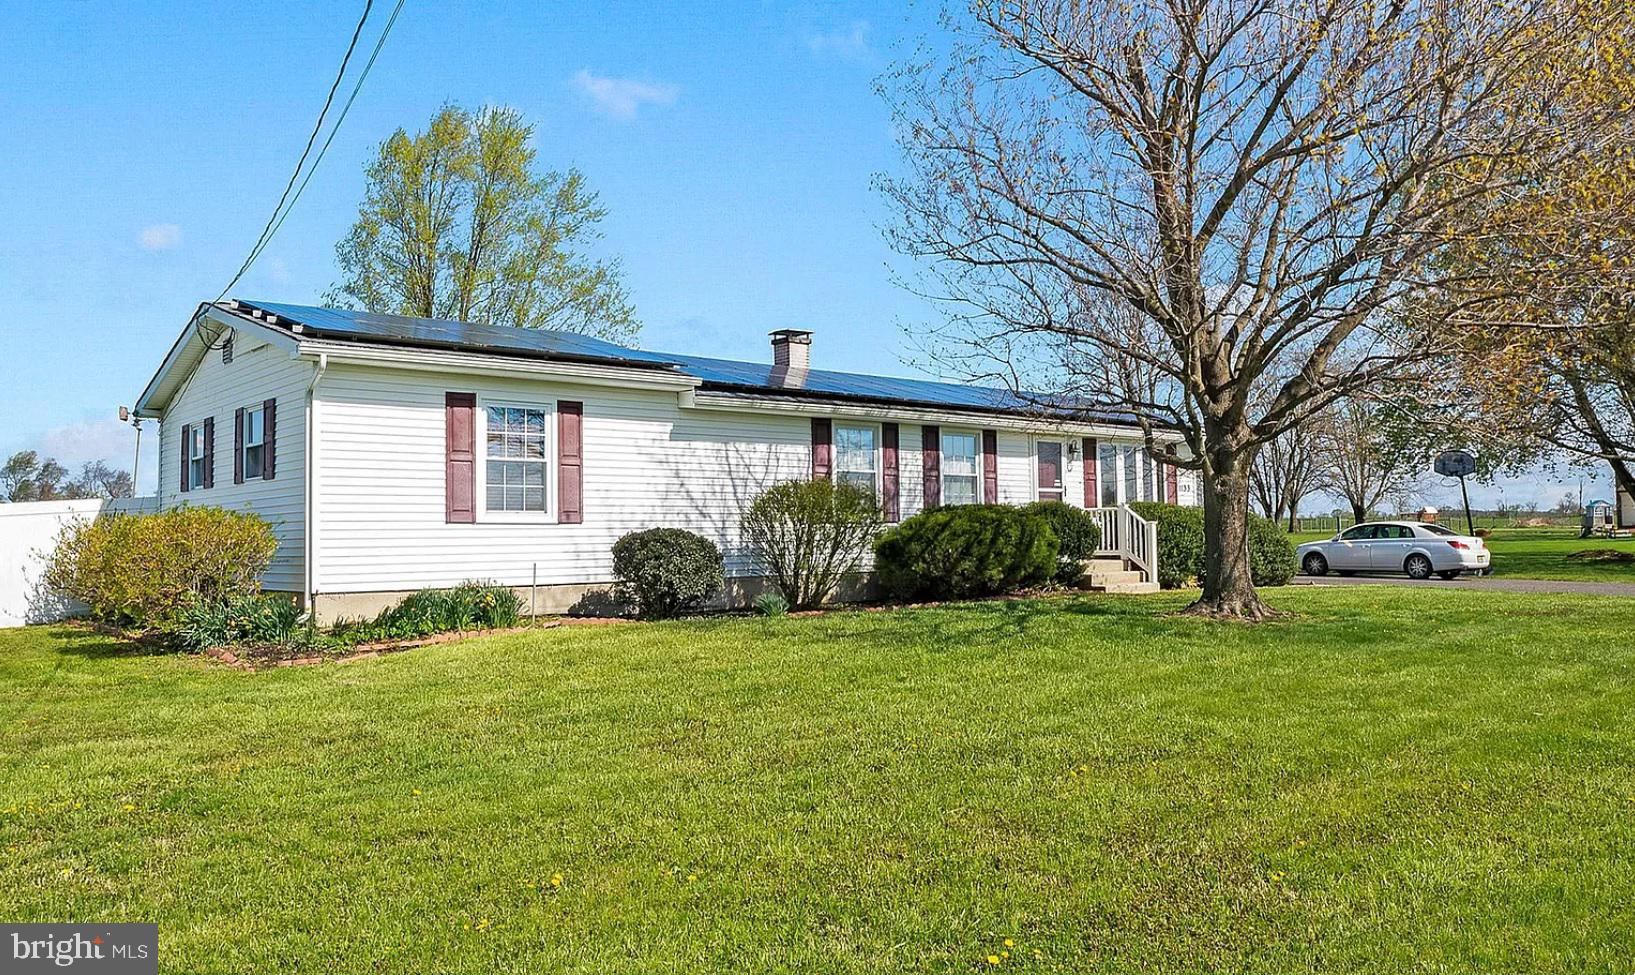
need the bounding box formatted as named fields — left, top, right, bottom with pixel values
left=881, top=0, right=1626, bottom=617
left=68, top=461, right=135, bottom=500
left=1251, top=420, right=1320, bottom=531
left=1313, top=398, right=1421, bottom=521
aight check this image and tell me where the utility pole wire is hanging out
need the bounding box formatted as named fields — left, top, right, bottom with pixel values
left=212, top=0, right=379, bottom=305
left=257, top=0, right=408, bottom=259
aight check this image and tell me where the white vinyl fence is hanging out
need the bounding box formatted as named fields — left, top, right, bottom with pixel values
left=0, top=497, right=157, bottom=627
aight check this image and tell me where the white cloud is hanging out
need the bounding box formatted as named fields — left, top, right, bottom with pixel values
left=37, top=417, right=138, bottom=471
left=572, top=70, right=678, bottom=120
left=806, top=20, right=872, bottom=60
left=263, top=256, right=292, bottom=286
left=138, top=223, right=182, bottom=251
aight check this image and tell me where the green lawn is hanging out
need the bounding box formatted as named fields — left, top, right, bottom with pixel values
left=1289, top=527, right=1635, bottom=582
left=4, top=589, right=1634, bottom=973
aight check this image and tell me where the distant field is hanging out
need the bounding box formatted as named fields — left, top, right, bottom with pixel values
left=1288, top=527, right=1635, bottom=583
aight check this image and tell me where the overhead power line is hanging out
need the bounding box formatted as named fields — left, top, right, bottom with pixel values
left=212, top=0, right=404, bottom=306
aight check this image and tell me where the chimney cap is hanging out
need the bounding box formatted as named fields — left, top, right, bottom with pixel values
left=768, top=328, right=813, bottom=344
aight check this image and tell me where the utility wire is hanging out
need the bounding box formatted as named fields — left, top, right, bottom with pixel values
left=212, top=0, right=378, bottom=305
left=257, top=0, right=407, bottom=261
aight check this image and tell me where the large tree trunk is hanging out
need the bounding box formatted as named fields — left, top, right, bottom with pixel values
left=1189, top=428, right=1273, bottom=620
left=1350, top=501, right=1367, bottom=523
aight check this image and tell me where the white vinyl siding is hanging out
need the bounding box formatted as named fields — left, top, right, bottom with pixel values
left=305, top=363, right=1193, bottom=594
left=156, top=330, right=309, bottom=592
left=312, top=365, right=813, bottom=591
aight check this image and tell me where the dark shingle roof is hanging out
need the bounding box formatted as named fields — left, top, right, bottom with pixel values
left=233, top=300, right=1129, bottom=422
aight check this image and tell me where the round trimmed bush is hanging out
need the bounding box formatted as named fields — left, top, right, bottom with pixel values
left=611, top=528, right=725, bottom=618
left=1023, top=500, right=1102, bottom=585
left=874, top=504, right=1059, bottom=601
left=1127, top=502, right=1295, bottom=588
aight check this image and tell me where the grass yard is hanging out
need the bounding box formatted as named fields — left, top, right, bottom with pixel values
left=4, top=588, right=1634, bottom=973
left=1289, top=526, right=1635, bottom=582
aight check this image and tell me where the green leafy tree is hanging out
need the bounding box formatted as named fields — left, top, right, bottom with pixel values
left=328, top=105, right=638, bottom=342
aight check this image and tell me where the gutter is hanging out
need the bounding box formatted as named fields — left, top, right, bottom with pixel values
left=303, top=352, right=328, bottom=616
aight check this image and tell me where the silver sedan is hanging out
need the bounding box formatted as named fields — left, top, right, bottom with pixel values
left=1297, top=521, right=1490, bottom=580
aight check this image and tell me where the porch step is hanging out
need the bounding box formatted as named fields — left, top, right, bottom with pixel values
left=1077, top=557, right=1159, bottom=594
left=1091, top=580, right=1161, bottom=595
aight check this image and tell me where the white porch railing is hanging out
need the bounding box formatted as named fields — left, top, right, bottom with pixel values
left=1087, top=505, right=1159, bottom=584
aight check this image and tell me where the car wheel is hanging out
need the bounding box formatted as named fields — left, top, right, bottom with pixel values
left=1302, top=552, right=1329, bottom=577
left=1437, top=570, right=1462, bottom=580
left=1404, top=554, right=1434, bottom=580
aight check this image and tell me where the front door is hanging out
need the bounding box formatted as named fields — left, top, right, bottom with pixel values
left=1036, top=441, right=1064, bottom=501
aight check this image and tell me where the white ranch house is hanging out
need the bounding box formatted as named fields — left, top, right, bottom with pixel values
left=134, top=301, right=1197, bottom=621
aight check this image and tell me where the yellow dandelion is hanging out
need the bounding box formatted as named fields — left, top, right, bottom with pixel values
left=1002, top=950, right=1010, bottom=958
left=1004, top=939, right=1015, bottom=948
left=550, top=873, right=563, bottom=888
left=1032, top=949, right=1042, bottom=959
left=121, top=803, right=135, bottom=812
left=986, top=955, right=1001, bottom=966
left=686, top=873, right=697, bottom=882
left=1271, top=870, right=1286, bottom=882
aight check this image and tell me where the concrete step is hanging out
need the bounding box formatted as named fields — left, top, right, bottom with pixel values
left=1087, top=581, right=1161, bottom=595
left=1085, top=557, right=1126, bottom=572
left=1080, top=569, right=1144, bottom=588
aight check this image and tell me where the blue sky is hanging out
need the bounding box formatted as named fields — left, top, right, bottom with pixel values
left=0, top=1, right=1604, bottom=506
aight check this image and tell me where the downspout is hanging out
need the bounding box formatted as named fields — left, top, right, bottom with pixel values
left=304, top=353, right=328, bottom=617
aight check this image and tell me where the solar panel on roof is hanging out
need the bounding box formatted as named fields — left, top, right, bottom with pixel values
left=233, top=300, right=1134, bottom=422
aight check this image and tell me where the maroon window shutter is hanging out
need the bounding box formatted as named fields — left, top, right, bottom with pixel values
left=921, top=425, right=941, bottom=509
left=558, top=400, right=583, bottom=524
left=1082, top=437, right=1098, bottom=507
left=811, top=418, right=833, bottom=480
left=445, top=392, right=477, bottom=524
left=1166, top=462, right=1179, bottom=504
left=202, top=417, right=215, bottom=489
left=881, top=422, right=900, bottom=522
left=179, top=423, right=191, bottom=493
left=982, top=429, right=999, bottom=504
left=233, top=408, right=245, bottom=485
left=263, top=398, right=277, bottom=480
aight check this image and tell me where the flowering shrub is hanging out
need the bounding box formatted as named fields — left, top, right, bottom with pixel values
left=43, top=505, right=278, bottom=637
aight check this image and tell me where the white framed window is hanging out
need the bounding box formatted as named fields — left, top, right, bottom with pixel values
left=941, top=430, right=980, bottom=505
left=482, top=402, right=551, bottom=516
left=1121, top=445, right=1139, bottom=504
left=188, top=425, right=207, bottom=490
left=834, top=423, right=878, bottom=495
left=242, top=404, right=266, bottom=480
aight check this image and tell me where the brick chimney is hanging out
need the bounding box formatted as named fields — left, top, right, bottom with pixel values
left=769, top=329, right=812, bottom=371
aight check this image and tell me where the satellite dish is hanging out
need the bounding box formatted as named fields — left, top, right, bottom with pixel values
left=1434, top=449, right=1476, bottom=478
